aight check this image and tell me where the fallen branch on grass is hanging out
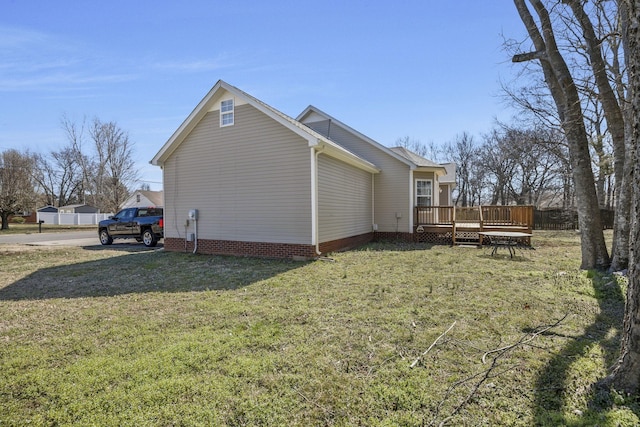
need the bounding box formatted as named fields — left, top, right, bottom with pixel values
left=293, top=387, right=335, bottom=417
left=481, top=313, right=569, bottom=364
left=410, top=321, right=456, bottom=368
left=427, top=314, right=569, bottom=426
left=432, top=359, right=518, bottom=427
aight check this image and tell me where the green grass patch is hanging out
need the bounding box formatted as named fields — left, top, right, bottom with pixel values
left=0, top=231, right=637, bottom=426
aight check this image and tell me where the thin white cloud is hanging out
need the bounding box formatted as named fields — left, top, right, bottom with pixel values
left=153, top=59, right=229, bottom=72
left=0, top=72, right=137, bottom=92
left=148, top=48, right=251, bottom=74
left=0, top=25, right=138, bottom=92
left=0, top=26, right=53, bottom=49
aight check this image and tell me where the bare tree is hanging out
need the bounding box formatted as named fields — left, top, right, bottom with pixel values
left=0, top=150, right=37, bottom=230
left=62, top=116, right=138, bottom=213
left=445, top=132, right=478, bottom=207
left=607, top=0, right=640, bottom=394
left=394, top=136, right=444, bottom=161
left=563, top=0, right=631, bottom=271
left=583, top=99, right=614, bottom=209
left=89, top=119, right=137, bottom=213
left=62, top=116, right=95, bottom=206
left=480, top=129, right=518, bottom=205
left=501, top=52, right=578, bottom=209
left=481, top=125, right=565, bottom=207
left=513, top=0, right=610, bottom=270
left=32, top=147, right=83, bottom=208
left=32, top=153, right=59, bottom=207
left=468, top=157, right=488, bottom=206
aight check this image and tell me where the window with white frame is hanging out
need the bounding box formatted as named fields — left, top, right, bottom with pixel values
left=220, top=99, right=234, bottom=126
left=415, top=179, right=432, bottom=207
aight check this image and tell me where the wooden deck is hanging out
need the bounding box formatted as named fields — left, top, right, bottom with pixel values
left=414, top=205, right=534, bottom=245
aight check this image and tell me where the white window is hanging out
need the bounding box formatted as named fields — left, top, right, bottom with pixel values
left=415, top=179, right=432, bottom=207
left=220, top=99, right=234, bottom=126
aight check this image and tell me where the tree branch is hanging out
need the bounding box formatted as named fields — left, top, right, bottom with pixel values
left=482, top=313, right=569, bottom=364
left=426, top=314, right=569, bottom=425
left=410, top=321, right=456, bottom=368
left=512, top=50, right=547, bottom=63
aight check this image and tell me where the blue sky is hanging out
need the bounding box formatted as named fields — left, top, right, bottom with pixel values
left=1, top=1, right=527, bottom=190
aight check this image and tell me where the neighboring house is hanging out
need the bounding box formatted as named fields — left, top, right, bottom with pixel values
left=151, top=80, right=456, bottom=258
left=57, top=204, right=99, bottom=214
left=37, top=205, right=58, bottom=213
left=16, top=205, right=59, bottom=223
left=120, top=190, right=164, bottom=209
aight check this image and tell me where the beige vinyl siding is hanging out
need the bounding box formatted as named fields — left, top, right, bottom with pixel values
left=317, top=154, right=372, bottom=243
left=305, top=119, right=411, bottom=233
left=414, top=171, right=435, bottom=182
left=164, top=104, right=312, bottom=244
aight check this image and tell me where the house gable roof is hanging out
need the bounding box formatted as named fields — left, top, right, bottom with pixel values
left=439, top=162, right=456, bottom=185
left=297, top=106, right=454, bottom=179
left=389, top=147, right=440, bottom=167
left=389, top=147, right=449, bottom=177
left=150, top=80, right=379, bottom=174
left=136, top=190, right=164, bottom=206
left=59, top=204, right=92, bottom=209
left=297, top=106, right=417, bottom=169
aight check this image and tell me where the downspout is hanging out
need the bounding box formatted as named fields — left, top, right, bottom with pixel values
left=310, top=145, right=324, bottom=255
left=409, top=168, right=415, bottom=234
left=192, top=216, right=198, bottom=254
left=371, top=174, right=375, bottom=231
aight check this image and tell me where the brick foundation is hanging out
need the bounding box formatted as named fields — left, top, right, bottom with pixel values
left=318, top=232, right=374, bottom=254
left=373, top=231, right=414, bottom=243
left=164, top=232, right=375, bottom=259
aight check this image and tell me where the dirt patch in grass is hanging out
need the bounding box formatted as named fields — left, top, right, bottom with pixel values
left=0, top=231, right=637, bottom=426
left=0, top=244, right=43, bottom=253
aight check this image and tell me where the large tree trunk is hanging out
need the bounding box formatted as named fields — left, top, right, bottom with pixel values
left=612, top=124, right=634, bottom=270
left=513, top=0, right=610, bottom=269
left=0, top=212, right=9, bottom=230
left=608, top=0, right=640, bottom=394
left=563, top=103, right=610, bottom=270
left=565, top=0, right=631, bottom=271
left=610, top=19, right=634, bottom=271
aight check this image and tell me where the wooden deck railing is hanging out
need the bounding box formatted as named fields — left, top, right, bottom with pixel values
left=415, top=205, right=534, bottom=230
left=481, top=205, right=533, bottom=226
left=414, top=206, right=454, bottom=225
left=455, top=206, right=482, bottom=224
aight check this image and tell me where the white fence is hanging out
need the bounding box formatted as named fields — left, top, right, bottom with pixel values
left=37, top=212, right=114, bottom=226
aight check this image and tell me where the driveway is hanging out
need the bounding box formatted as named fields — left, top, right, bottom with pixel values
left=0, top=230, right=97, bottom=246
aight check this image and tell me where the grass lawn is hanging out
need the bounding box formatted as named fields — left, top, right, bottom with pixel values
left=0, top=231, right=636, bottom=426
